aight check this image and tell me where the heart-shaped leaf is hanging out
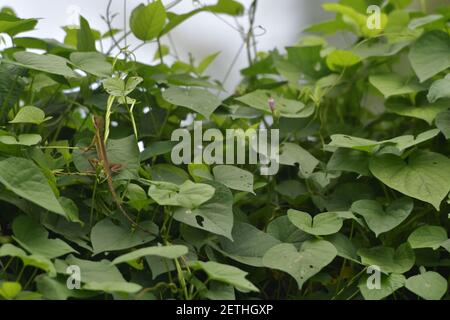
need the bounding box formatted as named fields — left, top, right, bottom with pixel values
left=70, top=52, right=112, bottom=78
left=0, top=157, right=67, bottom=217
left=288, top=209, right=343, bottom=236
left=0, top=134, right=42, bottom=146
left=9, top=106, right=51, bottom=125
left=0, top=244, right=56, bottom=276
left=358, top=273, right=406, bottom=300
left=190, top=260, right=259, bottom=293
left=148, top=180, right=215, bottom=209
left=405, top=271, right=448, bottom=300
left=369, top=74, right=424, bottom=98
left=212, top=165, right=254, bottom=193
left=358, top=243, right=415, bottom=274
left=174, top=181, right=234, bottom=240
left=369, top=150, right=450, bottom=210
left=409, top=30, right=450, bottom=82
left=130, top=1, right=166, bottom=41
left=428, top=76, right=450, bottom=103
left=351, top=198, right=413, bottom=237
left=407, top=225, right=448, bottom=250
left=102, top=76, right=143, bottom=97
left=262, top=240, right=337, bottom=289
left=279, top=143, right=319, bottom=177
left=12, top=215, right=77, bottom=259
left=435, top=110, right=450, bottom=139
left=0, top=282, right=22, bottom=300
left=112, top=245, right=188, bottom=265
left=90, top=219, right=157, bottom=255
left=216, top=222, right=281, bottom=267
left=162, top=86, right=222, bottom=119
left=235, top=90, right=313, bottom=118
left=386, top=98, right=449, bottom=125
left=12, top=51, right=77, bottom=78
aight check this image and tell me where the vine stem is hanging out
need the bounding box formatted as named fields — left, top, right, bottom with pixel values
left=332, top=267, right=367, bottom=300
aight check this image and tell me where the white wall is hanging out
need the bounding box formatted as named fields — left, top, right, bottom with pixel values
left=0, top=0, right=330, bottom=90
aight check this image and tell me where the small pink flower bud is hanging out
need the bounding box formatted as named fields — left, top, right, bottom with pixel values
left=268, top=97, right=275, bottom=113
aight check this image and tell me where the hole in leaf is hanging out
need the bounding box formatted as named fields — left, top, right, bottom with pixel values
left=195, top=215, right=205, bottom=227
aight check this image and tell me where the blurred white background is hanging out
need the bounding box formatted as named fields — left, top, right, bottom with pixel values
left=0, top=0, right=331, bottom=89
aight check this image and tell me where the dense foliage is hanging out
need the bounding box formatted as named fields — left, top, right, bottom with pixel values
left=0, top=0, right=450, bottom=300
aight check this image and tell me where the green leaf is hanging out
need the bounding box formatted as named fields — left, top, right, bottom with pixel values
left=216, top=222, right=281, bottom=267
left=386, top=98, right=449, bottom=125
left=0, top=134, right=42, bottom=146
left=369, top=74, right=424, bottom=98
left=369, top=150, right=450, bottom=210
left=35, top=275, right=96, bottom=300
left=322, top=3, right=387, bottom=37
left=12, top=51, right=77, bottom=78
left=326, top=233, right=359, bottom=263
left=141, top=141, right=177, bottom=161
left=0, top=244, right=56, bottom=276
left=262, top=240, right=337, bottom=289
left=358, top=243, right=415, bottom=274
left=0, top=282, right=22, bottom=300
left=9, top=106, right=51, bottom=125
left=12, top=215, right=77, bottom=259
left=190, top=260, right=259, bottom=293
left=351, top=198, right=414, bottom=237
left=428, top=76, right=450, bottom=103
left=326, top=50, right=361, bottom=71
left=407, top=225, right=448, bottom=250
left=358, top=273, right=405, bottom=300
left=405, top=271, right=447, bottom=300
left=329, top=130, right=438, bottom=153
left=102, top=76, right=143, bottom=97
left=83, top=281, right=142, bottom=294
left=235, top=90, right=313, bottom=118
left=288, top=209, right=343, bottom=236
left=64, top=255, right=125, bottom=283
left=197, top=52, right=220, bottom=74
left=70, top=52, right=111, bottom=77
left=0, top=157, right=67, bottom=216
left=353, top=39, right=411, bottom=59
left=267, top=216, right=310, bottom=245
left=327, top=148, right=370, bottom=176
left=112, top=245, right=188, bottom=265
left=274, top=180, right=308, bottom=201
left=162, top=86, right=222, bottom=119
left=204, top=282, right=235, bottom=300
left=130, top=1, right=166, bottom=41
left=189, top=163, right=213, bottom=182
left=408, top=14, right=444, bottom=29
left=285, top=45, right=327, bottom=80
left=212, top=165, right=254, bottom=193
left=161, top=0, right=244, bottom=35
left=174, top=181, right=234, bottom=240
left=435, top=110, right=450, bottom=139
left=327, top=135, right=383, bottom=153
left=389, top=129, right=440, bottom=151
left=62, top=255, right=142, bottom=293
left=148, top=180, right=215, bottom=209
left=279, top=143, right=319, bottom=177
left=77, top=16, right=96, bottom=51
left=0, top=12, right=37, bottom=36
left=90, top=219, right=157, bottom=255
left=409, top=30, right=450, bottom=82
left=150, top=164, right=190, bottom=184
